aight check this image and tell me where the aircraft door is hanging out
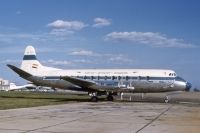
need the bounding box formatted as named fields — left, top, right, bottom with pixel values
left=167, top=78, right=174, bottom=88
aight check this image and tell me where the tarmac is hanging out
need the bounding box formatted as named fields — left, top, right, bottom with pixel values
left=0, top=92, right=200, bottom=133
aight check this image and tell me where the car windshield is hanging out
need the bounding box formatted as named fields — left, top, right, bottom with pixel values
left=175, top=76, right=186, bottom=82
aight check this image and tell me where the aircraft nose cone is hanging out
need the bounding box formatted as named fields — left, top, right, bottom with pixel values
left=185, top=82, right=192, bottom=91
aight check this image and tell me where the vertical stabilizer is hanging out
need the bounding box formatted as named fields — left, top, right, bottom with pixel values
left=20, top=45, right=61, bottom=76
left=20, top=45, right=43, bottom=75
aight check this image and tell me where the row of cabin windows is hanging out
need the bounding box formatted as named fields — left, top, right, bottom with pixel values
left=75, top=76, right=173, bottom=81
left=76, top=76, right=132, bottom=80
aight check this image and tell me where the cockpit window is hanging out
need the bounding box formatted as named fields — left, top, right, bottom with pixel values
left=169, top=73, right=177, bottom=76
left=175, top=76, right=186, bottom=82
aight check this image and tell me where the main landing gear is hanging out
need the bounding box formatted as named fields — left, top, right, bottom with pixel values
left=91, top=96, right=98, bottom=102
left=107, top=94, right=114, bottom=101
left=89, top=92, right=98, bottom=102
left=89, top=92, right=114, bottom=102
left=165, top=96, right=169, bottom=103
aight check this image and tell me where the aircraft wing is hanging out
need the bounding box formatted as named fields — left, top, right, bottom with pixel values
left=61, top=76, right=105, bottom=92
left=60, top=76, right=133, bottom=93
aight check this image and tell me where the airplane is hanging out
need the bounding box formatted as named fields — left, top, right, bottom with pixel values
left=5, top=82, right=36, bottom=91
left=7, top=45, right=192, bottom=102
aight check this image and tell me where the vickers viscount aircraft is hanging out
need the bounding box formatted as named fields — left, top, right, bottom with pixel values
left=7, top=46, right=191, bottom=101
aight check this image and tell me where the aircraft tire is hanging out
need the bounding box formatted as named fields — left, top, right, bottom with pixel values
left=107, top=95, right=114, bottom=101
left=91, top=96, right=98, bottom=102
left=165, top=96, right=169, bottom=103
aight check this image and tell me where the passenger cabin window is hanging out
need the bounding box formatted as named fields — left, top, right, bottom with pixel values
left=112, top=76, right=116, bottom=80
left=85, top=76, right=90, bottom=79
left=131, top=77, right=137, bottom=80
left=79, top=76, right=84, bottom=79
left=99, top=76, right=104, bottom=80
left=147, top=76, right=150, bottom=80
left=93, top=76, right=97, bottom=80
left=107, top=76, right=111, bottom=80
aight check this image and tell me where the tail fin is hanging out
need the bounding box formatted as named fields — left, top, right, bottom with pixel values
left=20, top=45, right=43, bottom=74
left=20, top=45, right=61, bottom=76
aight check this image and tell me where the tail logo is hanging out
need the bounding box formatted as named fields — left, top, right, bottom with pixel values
left=32, top=64, right=38, bottom=69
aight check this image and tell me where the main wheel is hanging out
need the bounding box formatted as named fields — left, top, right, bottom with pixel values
left=107, top=95, right=114, bottom=101
left=91, top=96, right=98, bottom=102
left=165, top=96, right=169, bottom=103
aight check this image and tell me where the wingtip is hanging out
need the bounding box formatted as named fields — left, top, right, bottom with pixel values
left=7, top=64, right=18, bottom=71
left=7, top=64, right=14, bottom=69
left=7, top=64, right=32, bottom=78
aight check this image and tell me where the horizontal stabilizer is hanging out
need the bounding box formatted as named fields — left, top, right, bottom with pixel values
left=7, top=64, right=32, bottom=79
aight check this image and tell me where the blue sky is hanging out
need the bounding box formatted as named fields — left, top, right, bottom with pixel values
left=0, top=0, right=200, bottom=88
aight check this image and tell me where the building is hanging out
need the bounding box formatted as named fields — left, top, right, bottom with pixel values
left=0, top=77, right=9, bottom=91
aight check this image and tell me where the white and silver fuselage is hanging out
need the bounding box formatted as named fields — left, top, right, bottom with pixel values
left=17, top=45, right=191, bottom=93
left=29, top=67, right=191, bottom=92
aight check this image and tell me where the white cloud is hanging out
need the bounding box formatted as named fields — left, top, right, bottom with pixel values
left=42, top=59, right=72, bottom=66
left=16, top=11, right=21, bottom=15
left=47, top=20, right=87, bottom=30
left=0, top=59, right=20, bottom=64
left=73, top=59, right=92, bottom=63
left=47, top=20, right=87, bottom=36
left=0, top=33, right=49, bottom=44
left=49, top=29, right=74, bottom=36
left=0, top=31, right=83, bottom=45
left=109, top=54, right=132, bottom=63
left=93, top=17, right=111, bottom=28
left=69, top=49, right=133, bottom=65
left=105, top=32, right=195, bottom=48
left=69, top=50, right=96, bottom=56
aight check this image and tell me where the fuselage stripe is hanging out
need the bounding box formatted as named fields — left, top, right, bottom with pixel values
left=43, top=76, right=176, bottom=81
left=23, top=55, right=37, bottom=60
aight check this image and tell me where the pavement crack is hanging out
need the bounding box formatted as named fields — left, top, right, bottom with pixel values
left=135, top=104, right=173, bottom=133
left=21, top=111, right=111, bottom=133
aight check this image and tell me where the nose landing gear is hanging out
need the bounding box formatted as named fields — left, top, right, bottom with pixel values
left=165, top=96, right=169, bottom=103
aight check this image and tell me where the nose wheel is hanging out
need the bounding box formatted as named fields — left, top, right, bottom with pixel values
left=165, top=96, right=169, bottom=103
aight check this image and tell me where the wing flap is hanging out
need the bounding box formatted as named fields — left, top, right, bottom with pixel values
left=61, top=76, right=103, bottom=91
left=61, top=76, right=96, bottom=88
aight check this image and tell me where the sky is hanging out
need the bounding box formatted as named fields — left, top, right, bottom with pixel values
left=0, top=0, right=200, bottom=88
